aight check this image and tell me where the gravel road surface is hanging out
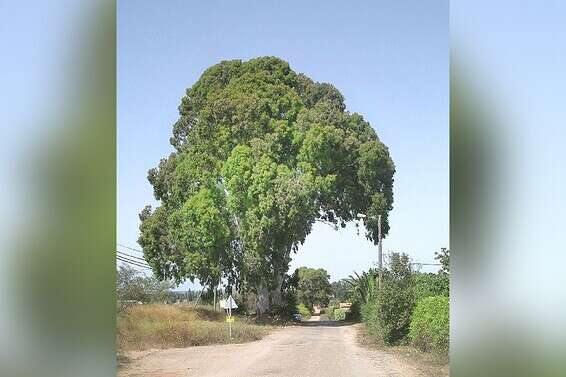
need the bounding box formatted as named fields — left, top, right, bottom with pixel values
left=119, top=316, right=428, bottom=377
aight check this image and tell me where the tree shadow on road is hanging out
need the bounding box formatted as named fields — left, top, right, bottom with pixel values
left=299, top=320, right=354, bottom=327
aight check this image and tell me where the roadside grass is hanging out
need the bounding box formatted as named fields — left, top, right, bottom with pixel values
left=356, top=325, right=449, bottom=377
left=117, top=304, right=271, bottom=352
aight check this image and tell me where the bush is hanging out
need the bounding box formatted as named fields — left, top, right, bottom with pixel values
left=377, top=254, right=415, bottom=345
left=413, top=272, right=449, bottom=302
left=326, top=299, right=339, bottom=319
left=334, top=308, right=347, bottom=321
left=347, top=300, right=361, bottom=321
left=360, top=253, right=415, bottom=345
left=361, top=297, right=380, bottom=338
left=296, top=303, right=311, bottom=319
left=409, top=296, right=449, bottom=355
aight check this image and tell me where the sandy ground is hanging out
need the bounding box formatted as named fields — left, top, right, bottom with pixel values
left=119, top=316, right=431, bottom=377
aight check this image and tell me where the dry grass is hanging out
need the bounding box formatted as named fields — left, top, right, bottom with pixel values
left=117, top=304, right=271, bottom=351
left=356, top=325, right=449, bottom=377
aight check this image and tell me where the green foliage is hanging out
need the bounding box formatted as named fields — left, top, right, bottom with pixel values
left=375, top=253, right=415, bottom=344
left=435, top=247, right=450, bottom=276
left=413, top=272, right=449, bottom=302
left=280, top=269, right=299, bottom=314
left=413, top=247, right=449, bottom=302
left=334, top=308, right=347, bottom=321
left=138, top=57, right=395, bottom=312
left=347, top=271, right=375, bottom=304
left=326, top=299, right=339, bottom=318
left=330, top=279, right=351, bottom=302
left=116, top=265, right=174, bottom=311
left=346, top=270, right=378, bottom=319
left=359, top=250, right=451, bottom=353
left=360, top=253, right=415, bottom=345
left=347, top=300, right=361, bottom=321
left=296, top=303, right=311, bottom=319
left=361, top=297, right=380, bottom=339
left=297, top=267, right=332, bottom=308
left=409, top=296, right=449, bottom=355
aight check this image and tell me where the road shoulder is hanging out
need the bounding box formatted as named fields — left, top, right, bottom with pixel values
left=354, top=324, right=449, bottom=377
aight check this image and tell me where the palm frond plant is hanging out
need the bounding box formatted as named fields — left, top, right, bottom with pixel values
left=346, top=270, right=378, bottom=305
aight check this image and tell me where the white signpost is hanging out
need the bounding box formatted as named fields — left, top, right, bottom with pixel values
left=220, top=295, right=238, bottom=339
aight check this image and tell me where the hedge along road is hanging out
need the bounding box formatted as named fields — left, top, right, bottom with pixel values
left=119, top=315, right=431, bottom=377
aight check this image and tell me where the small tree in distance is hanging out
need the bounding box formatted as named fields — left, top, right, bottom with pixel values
left=331, top=279, right=351, bottom=302
left=296, top=267, right=332, bottom=309
left=116, top=265, right=174, bottom=311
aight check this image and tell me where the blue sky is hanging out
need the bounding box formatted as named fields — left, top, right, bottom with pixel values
left=118, top=0, right=448, bottom=288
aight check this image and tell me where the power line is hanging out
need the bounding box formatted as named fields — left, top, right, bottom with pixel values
left=380, top=253, right=441, bottom=267
left=117, top=243, right=144, bottom=254
left=117, top=256, right=151, bottom=270
left=117, top=250, right=147, bottom=263
left=117, top=254, right=151, bottom=269
left=412, top=263, right=442, bottom=266
left=116, top=254, right=148, bottom=266
left=117, top=254, right=150, bottom=267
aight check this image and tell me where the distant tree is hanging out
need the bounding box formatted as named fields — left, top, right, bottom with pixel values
left=331, top=279, right=351, bottom=302
left=433, top=247, right=450, bottom=297
left=116, top=265, right=174, bottom=310
left=435, top=247, right=450, bottom=276
left=297, top=267, right=332, bottom=309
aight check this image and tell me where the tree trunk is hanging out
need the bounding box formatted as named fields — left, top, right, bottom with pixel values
left=270, top=272, right=284, bottom=308
left=255, top=282, right=270, bottom=315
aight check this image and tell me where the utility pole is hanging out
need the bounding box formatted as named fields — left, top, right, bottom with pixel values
left=377, top=214, right=383, bottom=288
left=356, top=213, right=384, bottom=288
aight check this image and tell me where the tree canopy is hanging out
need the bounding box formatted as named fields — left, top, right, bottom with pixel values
left=116, top=265, right=174, bottom=311
left=296, top=267, right=332, bottom=308
left=138, top=57, right=395, bottom=313
left=331, top=279, right=351, bottom=302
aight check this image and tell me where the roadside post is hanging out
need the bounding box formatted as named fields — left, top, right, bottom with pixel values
left=356, top=213, right=383, bottom=288
left=221, top=295, right=238, bottom=339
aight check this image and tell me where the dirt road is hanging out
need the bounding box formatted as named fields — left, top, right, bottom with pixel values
left=119, top=316, right=429, bottom=377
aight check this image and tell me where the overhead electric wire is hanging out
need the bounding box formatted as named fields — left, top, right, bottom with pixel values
left=117, top=243, right=144, bottom=254
left=117, top=250, right=147, bottom=262
left=117, top=256, right=151, bottom=270
left=116, top=254, right=151, bottom=269
left=412, top=262, right=442, bottom=266
left=117, top=254, right=150, bottom=267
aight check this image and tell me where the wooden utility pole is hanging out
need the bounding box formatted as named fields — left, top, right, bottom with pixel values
left=377, top=214, right=383, bottom=288
left=356, top=212, right=384, bottom=288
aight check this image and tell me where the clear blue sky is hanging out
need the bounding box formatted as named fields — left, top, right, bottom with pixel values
left=118, top=0, right=448, bottom=289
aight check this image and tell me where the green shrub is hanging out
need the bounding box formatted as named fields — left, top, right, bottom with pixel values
left=326, top=299, right=339, bottom=319
left=334, top=308, right=347, bottom=321
left=376, top=279, right=414, bottom=344
left=296, top=303, right=311, bottom=319
left=327, top=306, right=335, bottom=318
left=359, top=253, right=415, bottom=345
left=347, top=300, right=361, bottom=320
left=409, top=296, right=449, bottom=355
left=413, top=272, right=449, bottom=302
left=361, top=297, right=380, bottom=338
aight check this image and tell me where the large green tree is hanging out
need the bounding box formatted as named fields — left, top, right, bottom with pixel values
left=297, top=267, right=332, bottom=309
left=138, top=57, right=395, bottom=314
